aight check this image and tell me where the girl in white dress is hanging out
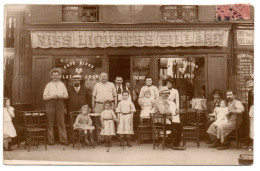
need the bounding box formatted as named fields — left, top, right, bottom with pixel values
left=74, top=105, right=95, bottom=146
left=3, top=97, right=17, bottom=151
left=212, top=100, right=229, bottom=126
left=100, top=101, right=118, bottom=147
left=139, top=90, right=154, bottom=124
left=116, top=91, right=136, bottom=147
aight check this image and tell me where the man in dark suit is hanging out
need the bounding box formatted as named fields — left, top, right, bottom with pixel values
left=114, top=76, right=130, bottom=103
left=206, top=89, right=222, bottom=144
left=68, top=75, right=92, bottom=113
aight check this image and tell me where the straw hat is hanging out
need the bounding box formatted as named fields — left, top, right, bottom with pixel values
left=71, top=75, right=83, bottom=81
left=159, top=86, right=170, bottom=94
left=212, top=89, right=222, bottom=96
left=49, top=68, right=63, bottom=78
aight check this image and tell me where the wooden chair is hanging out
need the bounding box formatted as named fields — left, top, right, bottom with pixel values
left=228, top=113, right=243, bottom=149
left=150, top=113, right=171, bottom=150
left=69, top=111, right=95, bottom=149
left=23, top=111, right=47, bottom=152
left=137, top=117, right=152, bottom=145
left=182, top=109, right=202, bottom=148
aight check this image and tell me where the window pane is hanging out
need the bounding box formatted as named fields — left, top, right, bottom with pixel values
left=132, top=58, right=150, bottom=95
left=54, top=56, right=102, bottom=91
left=158, top=57, right=205, bottom=109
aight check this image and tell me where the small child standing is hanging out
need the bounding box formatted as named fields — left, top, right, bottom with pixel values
left=3, top=97, right=17, bottom=151
left=73, top=105, right=95, bottom=146
left=116, top=91, right=136, bottom=147
left=139, top=90, right=154, bottom=124
left=100, top=100, right=118, bottom=147
left=211, top=100, right=229, bottom=127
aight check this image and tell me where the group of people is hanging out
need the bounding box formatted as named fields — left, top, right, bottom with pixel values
left=3, top=67, right=253, bottom=151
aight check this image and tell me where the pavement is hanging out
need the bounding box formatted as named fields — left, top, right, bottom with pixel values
left=3, top=140, right=253, bottom=165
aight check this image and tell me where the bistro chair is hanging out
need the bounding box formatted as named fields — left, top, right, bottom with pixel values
left=150, top=113, right=172, bottom=150
left=23, top=110, right=47, bottom=152
left=228, top=113, right=243, bottom=149
left=137, top=116, right=152, bottom=145
left=69, top=111, right=95, bottom=149
left=181, top=109, right=202, bottom=148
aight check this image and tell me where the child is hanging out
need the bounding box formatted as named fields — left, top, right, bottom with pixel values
left=139, top=90, right=154, bottom=124
left=116, top=91, right=136, bottom=147
left=73, top=105, right=95, bottom=146
left=3, top=97, right=17, bottom=151
left=210, top=100, right=229, bottom=127
left=100, top=100, right=118, bottom=147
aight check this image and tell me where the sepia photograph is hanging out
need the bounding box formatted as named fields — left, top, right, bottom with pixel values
left=1, top=1, right=255, bottom=166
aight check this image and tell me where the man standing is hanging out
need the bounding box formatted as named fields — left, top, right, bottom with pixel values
left=114, top=76, right=129, bottom=102
left=206, top=89, right=222, bottom=144
left=43, top=68, right=68, bottom=145
left=153, top=86, right=184, bottom=150
left=67, top=75, right=92, bottom=113
left=92, top=72, right=117, bottom=143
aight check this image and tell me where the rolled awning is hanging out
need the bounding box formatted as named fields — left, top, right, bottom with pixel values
left=30, top=29, right=229, bottom=48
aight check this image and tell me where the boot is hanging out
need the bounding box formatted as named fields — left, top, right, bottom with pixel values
left=107, top=137, right=112, bottom=147
left=126, top=137, right=132, bottom=147
left=8, top=142, right=12, bottom=151
left=208, top=140, right=220, bottom=148
left=89, top=133, right=95, bottom=147
left=105, top=137, right=109, bottom=147
left=120, top=137, right=124, bottom=147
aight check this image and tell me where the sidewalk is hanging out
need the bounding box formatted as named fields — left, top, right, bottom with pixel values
left=3, top=141, right=252, bottom=165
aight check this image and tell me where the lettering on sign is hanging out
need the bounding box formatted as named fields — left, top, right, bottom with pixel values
left=237, top=30, right=254, bottom=45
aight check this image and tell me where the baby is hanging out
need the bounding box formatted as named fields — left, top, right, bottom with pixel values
left=139, top=90, right=154, bottom=124
left=210, top=100, right=229, bottom=127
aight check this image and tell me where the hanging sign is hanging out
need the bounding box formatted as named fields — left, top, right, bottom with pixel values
left=30, top=29, right=229, bottom=48
left=237, top=30, right=254, bottom=45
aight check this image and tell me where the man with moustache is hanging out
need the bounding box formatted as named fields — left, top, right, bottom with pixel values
left=92, top=72, right=117, bottom=143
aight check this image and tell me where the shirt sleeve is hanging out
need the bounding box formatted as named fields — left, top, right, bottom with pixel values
left=73, top=115, right=81, bottom=128
left=92, top=83, right=97, bottom=97
left=111, top=83, right=117, bottom=97
left=8, top=107, right=15, bottom=118
left=154, top=86, right=159, bottom=99
left=175, top=90, right=180, bottom=110
left=234, top=101, right=245, bottom=113
left=111, top=110, right=117, bottom=120
left=130, top=102, right=136, bottom=113
left=116, top=102, right=121, bottom=113
left=43, top=83, right=50, bottom=99
left=62, top=83, right=69, bottom=98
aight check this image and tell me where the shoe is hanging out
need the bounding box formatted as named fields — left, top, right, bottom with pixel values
left=206, top=140, right=212, bottom=144
left=120, top=140, right=124, bottom=147
left=127, top=138, right=132, bottom=147
left=208, top=143, right=220, bottom=148
left=217, top=144, right=229, bottom=150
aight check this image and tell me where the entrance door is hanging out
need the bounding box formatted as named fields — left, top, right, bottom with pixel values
left=109, top=56, right=130, bottom=82
left=32, top=55, right=53, bottom=109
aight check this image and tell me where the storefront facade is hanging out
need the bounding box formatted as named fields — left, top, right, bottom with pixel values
left=4, top=5, right=254, bottom=110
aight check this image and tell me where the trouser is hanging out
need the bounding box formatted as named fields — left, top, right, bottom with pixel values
left=165, top=122, right=183, bottom=146
left=46, top=99, right=68, bottom=144
left=94, top=102, right=114, bottom=142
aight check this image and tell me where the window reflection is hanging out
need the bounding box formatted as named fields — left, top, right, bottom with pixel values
left=158, top=57, right=205, bottom=109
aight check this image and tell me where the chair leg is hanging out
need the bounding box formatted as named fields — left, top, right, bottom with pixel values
left=44, top=135, right=47, bottom=150
left=28, top=138, right=31, bottom=152
left=138, top=128, right=140, bottom=146
left=197, top=130, right=200, bottom=148
left=78, top=132, right=81, bottom=150
left=153, top=132, right=155, bottom=150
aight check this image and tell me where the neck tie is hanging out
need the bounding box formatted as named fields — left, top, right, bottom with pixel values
left=118, top=86, right=122, bottom=94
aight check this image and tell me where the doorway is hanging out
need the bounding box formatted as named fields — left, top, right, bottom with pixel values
left=109, top=56, right=130, bottom=83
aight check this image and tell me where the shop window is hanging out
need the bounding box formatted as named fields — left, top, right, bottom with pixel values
left=160, top=5, right=198, bottom=22
left=132, top=58, right=151, bottom=95
left=5, top=17, right=16, bottom=47
left=54, top=56, right=102, bottom=91
left=158, top=57, right=205, bottom=109
left=62, top=5, right=99, bottom=22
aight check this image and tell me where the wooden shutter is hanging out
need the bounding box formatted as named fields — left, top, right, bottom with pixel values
left=207, top=54, right=228, bottom=97
left=32, top=55, right=53, bottom=109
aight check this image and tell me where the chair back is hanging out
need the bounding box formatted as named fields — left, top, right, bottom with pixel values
left=150, top=113, right=167, bottom=126
left=183, top=109, right=202, bottom=127
left=69, top=111, right=81, bottom=128
left=23, top=110, right=47, bottom=128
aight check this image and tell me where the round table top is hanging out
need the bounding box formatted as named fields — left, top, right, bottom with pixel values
left=88, top=113, right=101, bottom=116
